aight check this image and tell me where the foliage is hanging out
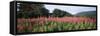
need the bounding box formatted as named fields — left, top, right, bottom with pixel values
left=17, top=17, right=96, bottom=33
left=52, top=9, right=72, bottom=17
left=16, top=3, right=96, bottom=33
left=17, top=3, right=49, bottom=18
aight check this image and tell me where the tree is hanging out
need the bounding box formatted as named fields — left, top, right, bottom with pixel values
left=41, top=8, right=49, bottom=17
left=52, top=9, right=72, bottom=17
left=17, top=3, right=49, bottom=18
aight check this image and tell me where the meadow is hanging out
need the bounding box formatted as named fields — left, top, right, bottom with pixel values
left=16, top=3, right=96, bottom=33
left=17, top=17, right=96, bottom=33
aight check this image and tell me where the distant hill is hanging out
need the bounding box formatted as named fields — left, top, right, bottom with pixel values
left=75, top=11, right=96, bottom=18
left=52, top=9, right=73, bottom=17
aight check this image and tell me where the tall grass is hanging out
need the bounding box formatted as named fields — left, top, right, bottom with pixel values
left=17, top=17, right=96, bottom=33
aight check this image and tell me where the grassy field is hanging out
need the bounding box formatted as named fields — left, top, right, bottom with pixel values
left=17, top=17, right=96, bottom=33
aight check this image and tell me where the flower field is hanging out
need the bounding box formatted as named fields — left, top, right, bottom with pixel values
left=17, top=17, right=96, bottom=33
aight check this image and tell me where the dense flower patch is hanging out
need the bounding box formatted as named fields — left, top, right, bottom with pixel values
left=17, top=17, right=96, bottom=33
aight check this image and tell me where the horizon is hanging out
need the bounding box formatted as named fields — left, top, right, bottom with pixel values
left=44, top=4, right=96, bottom=15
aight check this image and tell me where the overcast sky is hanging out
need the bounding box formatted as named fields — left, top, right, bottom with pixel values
left=44, top=4, right=96, bottom=15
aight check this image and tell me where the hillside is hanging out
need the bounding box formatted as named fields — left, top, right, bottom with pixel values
left=75, top=11, right=96, bottom=18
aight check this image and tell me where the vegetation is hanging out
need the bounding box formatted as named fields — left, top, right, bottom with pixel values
left=75, top=11, right=96, bottom=18
left=17, top=17, right=96, bottom=32
left=52, top=9, right=73, bottom=17
left=17, top=3, right=49, bottom=18
left=16, top=3, right=96, bottom=33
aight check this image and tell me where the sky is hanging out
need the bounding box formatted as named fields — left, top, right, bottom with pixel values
left=44, top=4, right=96, bottom=15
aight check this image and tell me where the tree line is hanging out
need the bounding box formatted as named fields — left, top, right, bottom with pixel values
left=17, top=3, right=73, bottom=18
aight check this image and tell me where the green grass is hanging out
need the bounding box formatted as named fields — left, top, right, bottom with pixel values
left=17, top=21, right=96, bottom=33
